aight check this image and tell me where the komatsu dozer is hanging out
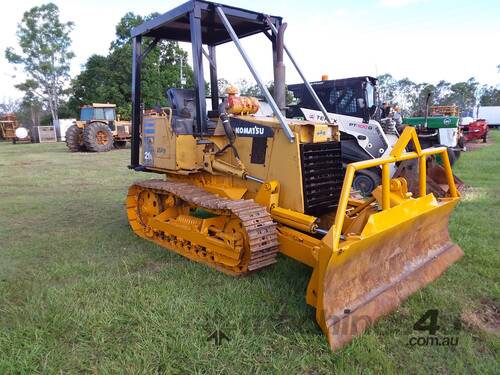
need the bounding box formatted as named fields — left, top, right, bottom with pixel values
left=126, top=1, right=463, bottom=351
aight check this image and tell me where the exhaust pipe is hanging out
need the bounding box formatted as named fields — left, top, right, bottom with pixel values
left=274, top=23, right=287, bottom=115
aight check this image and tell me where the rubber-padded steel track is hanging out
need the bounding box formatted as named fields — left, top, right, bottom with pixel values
left=127, top=179, right=279, bottom=274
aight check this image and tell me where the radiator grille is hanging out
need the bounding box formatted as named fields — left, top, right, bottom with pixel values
left=300, top=141, right=344, bottom=216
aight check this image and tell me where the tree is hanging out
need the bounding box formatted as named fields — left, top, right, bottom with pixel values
left=377, top=74, right=419, bottom=116
left=434, top=80, right=451, bottom=103
left=0, top=97, right=20, bottom=115
left=233, top=79, right=294, bottom=104
left=217, top=78, right=230, bottom=97
left=376, top=74, right=494, bottom=115
left=376, top=73, right=398, bottom=103
left=412, top=83, right=435, bottom=116
left=5, top=3, right=74, bottom=125
left=70, top=12, right=193, bottom=119
left=17, top=93, right=44, bottom=127
left=394, top=78, right=418, bottom=116
left=439, top=78, right=479, bottom=112
left=480, top=86, right=500, bottom=106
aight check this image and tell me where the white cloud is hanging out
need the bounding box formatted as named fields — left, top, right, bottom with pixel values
left=333, top=8, right=347, bottom=17
left=380, top=0, right=427, bottom=7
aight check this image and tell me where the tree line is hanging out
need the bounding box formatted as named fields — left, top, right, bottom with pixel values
left=3, top=3, right=500, bottom=127
left=377, top=72, right=500, bottom=117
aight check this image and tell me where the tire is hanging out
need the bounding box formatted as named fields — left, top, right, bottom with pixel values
left=482, top=131, right=488, bottom=143
left=83, top=122, right=114, bottom=152
left=353, top=169, right=381, bottom=196
left=65, top=125, right=84, bottom=152
left=457, top=135, right=465, bottom=149
left=114, top=140, right=127, bottom=149
left=445, top=146, right=457, bottom=166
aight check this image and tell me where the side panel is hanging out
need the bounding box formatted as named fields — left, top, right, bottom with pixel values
left=176, top=135, right=204, bottom=170
left=141, top=116, right=176, bottom=169
left=264, top=128, right=305, bottom=212
left=140, top=115, right=205, bottom=172
left=224, top=117, right=305, bottom=213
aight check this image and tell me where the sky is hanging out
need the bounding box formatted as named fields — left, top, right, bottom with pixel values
left=1, top=0, right=499, bottom=101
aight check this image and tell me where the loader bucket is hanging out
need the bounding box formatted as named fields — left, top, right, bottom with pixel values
left=315, top=127, right=463, bottom=351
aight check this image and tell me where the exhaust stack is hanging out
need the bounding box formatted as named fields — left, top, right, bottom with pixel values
left=274, top=23, right=287, bottom=115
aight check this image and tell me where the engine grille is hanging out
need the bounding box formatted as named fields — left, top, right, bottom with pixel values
left=300, top=141, right=344, bottom=216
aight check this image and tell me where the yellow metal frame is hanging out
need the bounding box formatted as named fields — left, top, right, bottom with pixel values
left=329, top=126, right=458, bottom=253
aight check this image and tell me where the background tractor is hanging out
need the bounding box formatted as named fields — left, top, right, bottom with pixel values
left=403, top=104, right=465, bottom=165
left=65, top=103, right=131, bottom=152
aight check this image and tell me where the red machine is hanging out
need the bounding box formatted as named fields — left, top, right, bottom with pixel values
left=460, top=118, right=488, bottom=143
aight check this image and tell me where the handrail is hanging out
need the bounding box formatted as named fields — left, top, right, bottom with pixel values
left=331, top=126, right=459, bottom=252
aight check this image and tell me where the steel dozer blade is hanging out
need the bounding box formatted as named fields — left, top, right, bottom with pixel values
left=310, top=127, right=463, bottom=351
left=321, top=196, right=463, bottom=350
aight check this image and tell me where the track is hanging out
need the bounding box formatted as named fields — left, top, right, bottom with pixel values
left=126, top=179, right=279, bottom=275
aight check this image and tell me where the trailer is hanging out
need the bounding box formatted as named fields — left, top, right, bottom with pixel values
left=477, top=106, right=500, bottom=128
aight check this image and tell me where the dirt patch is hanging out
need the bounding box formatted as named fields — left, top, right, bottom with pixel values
left=461, top=299, right=500, bottom=335
left=460, top=186, right=487, bottom=201
left=143, top=260, right=167, bottom=273
left=465, top=136, right=494, bottom=152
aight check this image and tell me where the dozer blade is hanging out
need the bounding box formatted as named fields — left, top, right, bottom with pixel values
left=305, top=127, right=462, bottom=350
left=321, top=197, right=463, bottom=351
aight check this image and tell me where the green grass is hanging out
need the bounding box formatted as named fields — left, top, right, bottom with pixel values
left=0, top=135, right=498, bottom=374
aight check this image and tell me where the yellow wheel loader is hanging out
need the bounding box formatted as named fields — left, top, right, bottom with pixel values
left=126, top=1, right=463, bottom=351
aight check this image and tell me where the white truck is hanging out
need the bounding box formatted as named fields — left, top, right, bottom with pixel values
left=477, top=106, right=500, bottom=128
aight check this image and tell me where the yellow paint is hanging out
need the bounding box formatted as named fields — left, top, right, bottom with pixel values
left=271, top=206, right=318, bottom=233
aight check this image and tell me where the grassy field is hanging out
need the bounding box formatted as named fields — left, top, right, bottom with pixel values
left=0, top=134, right=498, bottom=374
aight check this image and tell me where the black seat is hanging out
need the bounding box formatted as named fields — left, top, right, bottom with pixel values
left=166, top=88, right=217, bottom=135
left=167, top=88, right=196, bottom=118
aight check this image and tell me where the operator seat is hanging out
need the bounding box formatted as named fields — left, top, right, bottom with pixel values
left=166, top=88, right=217, bottom=134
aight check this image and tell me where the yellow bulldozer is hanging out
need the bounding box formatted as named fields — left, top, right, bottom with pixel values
left=66, top=103, right=131, bottom=152
left=126, top=1, right=463, bottom=351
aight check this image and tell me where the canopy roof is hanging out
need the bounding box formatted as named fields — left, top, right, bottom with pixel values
left=130, top=0, right=282, bottom=45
